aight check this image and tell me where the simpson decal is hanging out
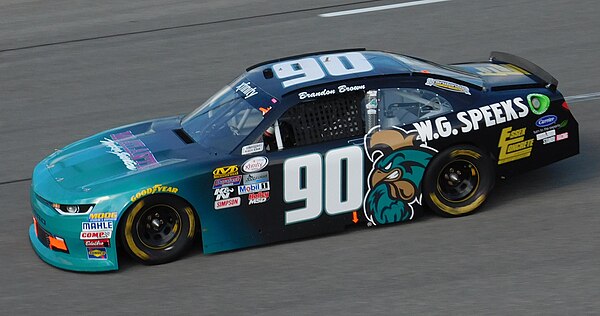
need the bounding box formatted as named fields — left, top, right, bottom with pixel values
left=214, top=197, right=241, bottom=210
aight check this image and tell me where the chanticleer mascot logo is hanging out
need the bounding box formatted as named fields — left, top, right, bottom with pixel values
left=363, top=127, right=436, bottom=225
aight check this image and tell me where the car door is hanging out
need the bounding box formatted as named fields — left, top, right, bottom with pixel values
left=251, top=90, right=369, bottom=243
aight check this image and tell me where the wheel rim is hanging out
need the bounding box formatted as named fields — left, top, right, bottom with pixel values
left=136, top=204, right=181, bottom=250
left=437, top=159, right=480, bottom=202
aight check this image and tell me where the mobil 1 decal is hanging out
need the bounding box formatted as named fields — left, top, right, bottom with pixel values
left=412, top=97, right=529, bottom=142
left=364, top=127, right=436, bottom=226
left=283, top=146, right=364, bottom=225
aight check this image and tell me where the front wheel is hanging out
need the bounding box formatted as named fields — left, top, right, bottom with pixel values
left=120, top=195, right=197, bottom=265
left=423, top=145, right=495, bottom=217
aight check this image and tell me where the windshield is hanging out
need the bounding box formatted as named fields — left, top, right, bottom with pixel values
left=181, top=83, right=265, bottom=152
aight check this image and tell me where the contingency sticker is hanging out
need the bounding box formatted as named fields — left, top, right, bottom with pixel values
left=497, top=126, right=533, bottom=165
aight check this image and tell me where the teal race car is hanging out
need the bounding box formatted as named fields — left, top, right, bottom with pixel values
left=30, top=49, right=579, bottom=271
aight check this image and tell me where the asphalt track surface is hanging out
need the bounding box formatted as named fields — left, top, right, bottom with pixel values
left=1, top=0, right=599, bottom=314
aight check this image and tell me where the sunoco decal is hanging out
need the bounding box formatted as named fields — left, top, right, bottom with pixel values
left=413, top=97, right=528, bottom=142
left=87, top=247, right=108, bottom=260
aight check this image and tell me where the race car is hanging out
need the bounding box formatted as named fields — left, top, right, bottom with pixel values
left=29, top=49, right=579, bottom=271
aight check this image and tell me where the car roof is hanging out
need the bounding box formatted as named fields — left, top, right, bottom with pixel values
left=243, top=49, right=484, bottom=99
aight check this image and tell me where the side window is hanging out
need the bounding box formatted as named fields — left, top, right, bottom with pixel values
left=265, top=91, right=365, bottom=151
left=368, top=88, right=453, bottom=129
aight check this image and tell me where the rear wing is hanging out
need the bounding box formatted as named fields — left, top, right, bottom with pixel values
left=489, top=51, right=558, bottom=91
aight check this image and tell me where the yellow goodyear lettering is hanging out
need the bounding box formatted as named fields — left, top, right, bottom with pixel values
left=450, top=149, right=481, bottom=160
left=130, top=184, right=179, bottom=202
left=125, top=201, right=149, bottom=260
left=498, top=127, right=533, bottom=165
left=430, top=193, right=486, bottom=216
left=213, top=165, right=239, bottom=179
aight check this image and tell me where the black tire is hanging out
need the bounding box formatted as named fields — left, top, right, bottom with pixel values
left=120, top=195, right=197, bottom=265
left=423, top=145, right=495, bottom=217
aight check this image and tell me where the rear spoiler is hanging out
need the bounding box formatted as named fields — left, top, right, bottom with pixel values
left=489, top=51, right=558, bottom=91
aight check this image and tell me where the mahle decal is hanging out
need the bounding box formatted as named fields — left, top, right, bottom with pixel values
left=497, top=127, right=533, bottom=165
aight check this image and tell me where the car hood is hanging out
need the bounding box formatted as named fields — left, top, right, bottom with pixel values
left=43, top=116, right=200, bottom=191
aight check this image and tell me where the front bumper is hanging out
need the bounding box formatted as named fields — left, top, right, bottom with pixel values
left=29, top=224, right=117, bottom=272
left=29, top=187, right=119, bottom=272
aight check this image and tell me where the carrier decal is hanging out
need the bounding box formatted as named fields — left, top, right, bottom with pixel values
left=364, top=128, right=436, bottom=225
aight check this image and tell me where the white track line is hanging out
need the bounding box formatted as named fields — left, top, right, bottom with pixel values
left=319, top=0, right=451, bottom=17
left=565, top=92, right=600, bottom=103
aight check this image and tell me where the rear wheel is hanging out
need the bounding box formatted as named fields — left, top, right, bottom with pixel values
left=120, top=195, right=197, bottom=265
left=423, top=145, right=494, bottom=217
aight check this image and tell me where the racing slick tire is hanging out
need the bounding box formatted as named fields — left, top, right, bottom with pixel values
left=120, top=195, right=197, bottom=265
left=423, top=145, right=495, bottom=217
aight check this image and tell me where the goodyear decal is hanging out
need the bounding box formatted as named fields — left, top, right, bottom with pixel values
left=131, top=184, right=178, bottom=202
left=498, top=127, right=533, bottom=165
